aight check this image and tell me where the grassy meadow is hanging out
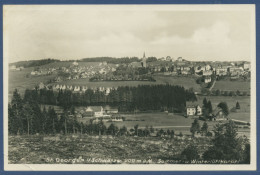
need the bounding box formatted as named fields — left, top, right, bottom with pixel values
left=213, top=80, right=250, bottom=92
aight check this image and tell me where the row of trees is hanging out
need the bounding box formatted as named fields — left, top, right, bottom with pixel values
left=211, top=89, right=249, bottom=96
left=9, top=89, right=250, bottom=163
left=11, top=58, right=59, bottom=68
left=9, top=89, right=177, bottom=136
left=201, top=88, right=249, bottom=96
left=80, top=57, right=140, bottom=64
left=190, top=119, right=210, bottom=136
left=25, top=85, right=197, bottom=112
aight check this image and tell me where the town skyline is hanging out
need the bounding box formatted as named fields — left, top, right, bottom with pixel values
left=9, top=55, right=251, bottom=64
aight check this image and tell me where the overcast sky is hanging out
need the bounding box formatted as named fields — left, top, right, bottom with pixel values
left=3, top=5, right=255, bottom=63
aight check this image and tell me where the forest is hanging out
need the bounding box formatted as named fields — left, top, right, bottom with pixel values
left=24, top=84, right=197, bottom=112
left=10, top=58, right=60, bottom=68
left=9, top=89, right=176, bottom=136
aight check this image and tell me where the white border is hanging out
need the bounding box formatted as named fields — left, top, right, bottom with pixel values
left=3, top=4, right=257, bottom=171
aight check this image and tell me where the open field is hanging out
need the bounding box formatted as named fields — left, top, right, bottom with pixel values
left=212, top=80, right=250, bottom=92
left=9, top=62, right=200, bottom=98
left=50, top=75, right=200, bottom=91
left=197, top=96, right=251, bottom=123
left=8, top=135, right=212, bottom=164
left=8, top=68, right=56, bottom=99
left=39, top=61, right=115, bottom=69
left=197, top=96, right=250, bottom=113
left=77, top=111, right=249, bottom=137
left=41, top=96, right=250, bottom=137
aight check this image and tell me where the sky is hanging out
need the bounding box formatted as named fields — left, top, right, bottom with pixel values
left=3, top=5, right=255, bottom=63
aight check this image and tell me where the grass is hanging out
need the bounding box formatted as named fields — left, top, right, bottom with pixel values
left=77, top=111, right=228, bottom=135
left=49, top=75, right=200, bottom=91
left=8, top=135, right=212, bottom=164
left=196, top=96, right=250, bottom=124
left=9, top=61, right=201, bottom=96
left=213, top=80, right=250, bottom=92
left=197, top=96, right=250, bottom=113
left=8, top=68, right=56, bottom=100
left=40, top=61, right=110, bottom=69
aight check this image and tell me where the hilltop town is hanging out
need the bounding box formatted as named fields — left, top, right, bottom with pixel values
left=10, top=53, right=250, bottom=95
left=8, top=54, right=251, bottom=164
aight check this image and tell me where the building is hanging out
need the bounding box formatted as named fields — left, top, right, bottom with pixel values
left=204, top=76, right=211, bottom=83
left=177, top=57, right=183, bottom=62
left=166, top=56, right=172, bottom=61
left=203, top=70, right=213, bottom=76
left=10, top=65, right=16, bottom=70
left=74, top=86, right=80, bottom=92
left=141, top=52, right=147, bottom=68
left=72, top=61, right=79, bottom=66
left=82, top=86, right=88, bottom=92
left=85, top=106, right=104, bottom=117
left=205, top=64, right=211, bottom=71
left=243, top=62, right=251, bottom=70
left=212, top=107, right=227, bottom=121
left=67, top=85, right=73, bottom=90
left=129, top=61, right=142, bottom=68
left=229, top=67, right=243, bottom=76
left=186, top=102, right=202, bottom=116
left=61, top=85, right=66, bottom=90
left=55, top=84, right=61, bottom=90
left=38, top=82, right=45, bottom=89
left=105, top=87, right=111, bottom=95
left=216, top=68, right=227, bottom=76
left=104, top=106, right=118, bottom=114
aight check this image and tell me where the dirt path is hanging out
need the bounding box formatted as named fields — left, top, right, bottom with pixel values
left=209, top=79, right=216, bottom=91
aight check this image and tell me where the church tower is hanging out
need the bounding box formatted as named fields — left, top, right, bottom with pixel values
left=142, top=52, right=147, bottom=68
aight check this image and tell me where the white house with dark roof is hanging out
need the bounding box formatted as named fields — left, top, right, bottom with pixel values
left=186, top=102, right=202, bottom=116
left=85, top=106, right=104, bottom=117
left=74, top=86, right=80, bottom=92
left=61, top=85, right=66, bottom=90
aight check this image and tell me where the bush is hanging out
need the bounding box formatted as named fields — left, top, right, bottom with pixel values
left=181, top=145, right=200, bottom=161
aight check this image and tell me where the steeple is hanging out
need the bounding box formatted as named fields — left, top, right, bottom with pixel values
left=142, top=52, right=147, bottom=68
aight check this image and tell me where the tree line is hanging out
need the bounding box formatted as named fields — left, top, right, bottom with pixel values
left=80, top=57, right=140, bottom=64
left=10, top=58, right=60, bottom=68
left=9, top=89, right=177, bottom=136
left=9, top=89, right=250, bottom=163
left=183, top=120, right=250, bottom=164
left=25, top=84, right=197, bottom=112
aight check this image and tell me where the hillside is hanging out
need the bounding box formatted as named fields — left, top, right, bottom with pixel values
left=9, top=59, right=60, bottom=68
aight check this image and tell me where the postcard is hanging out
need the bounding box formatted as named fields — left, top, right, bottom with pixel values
left=3, top=4, right=256, bottom=171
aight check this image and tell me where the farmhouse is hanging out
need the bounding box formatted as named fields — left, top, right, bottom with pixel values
left=61, top=85, right=66, bottom=90
left=10, top=65, right=16, bottom=70
left=215, top=68, right=227, bottom=76
left=243, top=62, right=250, bottom=70
left=82, top=86, right=88, bottom=92
left=72, top=61, right=79, bottom=66
left=104, top=106, right=119, bottom=114
left=228, top=67, right=244, bottom=76
left=204, top=76, right=211, bottom=83
left=212, top=107, right=227, bottom=121
left=202, top=70, right=213, bottom=76
left=74, top=86, right=80, bottom=92
left=85, top=106, right=104, bottom=117
left=177, top=57, right=183, bottom=62
left=186, top=102, right=202, bottom=116
left=129, top=61, right=142, bottom=68
left=67, top=85, right=73, bottom=90
left=38, top=82, right=45, bottom=89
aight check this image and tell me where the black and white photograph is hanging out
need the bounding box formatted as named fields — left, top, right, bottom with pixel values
left=3, top=5, right=256, bottom=171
